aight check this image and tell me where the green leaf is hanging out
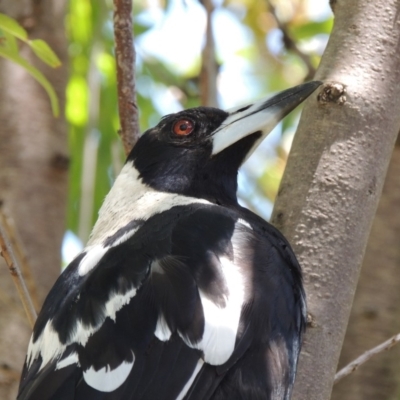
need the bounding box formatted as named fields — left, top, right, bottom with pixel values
left=290, top=18, right=334, bottom=40
left=0, top=47, right=59, bottom=116
left=29, top=39, right=61, bottom=67
left=0, top=30, right=19, bottom=53
left=0, top=13, right=27, bottom=40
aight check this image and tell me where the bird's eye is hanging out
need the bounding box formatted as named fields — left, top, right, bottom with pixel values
left=172, top=119, right=194, bottom=136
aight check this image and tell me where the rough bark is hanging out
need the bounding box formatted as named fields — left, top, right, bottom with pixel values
left=0, top=1, right=69, bottom=399
left=332, top=141, right=400, bottom=400
left=270, top=1, right=400, bottom=399
left=113, top=0, right=140, bottom=155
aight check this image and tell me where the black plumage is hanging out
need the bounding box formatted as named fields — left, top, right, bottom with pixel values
left=18, top=81, right=321, bottom=400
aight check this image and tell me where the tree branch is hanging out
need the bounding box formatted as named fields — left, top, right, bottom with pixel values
left=267, top=1, right=316, bottom=81
left=200, top=0, right=218, bottom=107
left=0, top=207, right=39, bottom=310
left=270, top=1, right=400, bottom=399
left=334, top=333, right=400, bottom=384
left=113, top=0, right=140, bottom=155
left=0, top=206, right=37, bottom=328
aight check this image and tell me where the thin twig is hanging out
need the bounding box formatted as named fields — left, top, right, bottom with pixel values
left=113, top=0, right=140, bottom=155
left=0, top=210, right=37, bottom=328
left=200, top=0, right=218, bottom=107
left=0, top=208, right=40, bottom=310
left=334, top=333, right=400, bottom=384
left=267, top=1, right=316, bottom=81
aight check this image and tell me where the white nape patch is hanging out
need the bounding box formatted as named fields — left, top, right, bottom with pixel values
left=78, top=245, right=108, bottom=276
left=211, top=100, right=280, bottom=159
left=87, top=163, right=211, bottom=247
left=176, top=359, right=204, bottom=400
left=105, top=287, right=137, bottom=322
left=154, top=313, right=172, bottom=342
left=83, top=354, right=135, bottom=393
left=56, top=352, right=79, bottom=370
left=182, top=222, right=248, bottom=365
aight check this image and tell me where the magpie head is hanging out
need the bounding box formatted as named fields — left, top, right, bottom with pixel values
left=128, top=81, right=321, bottom=206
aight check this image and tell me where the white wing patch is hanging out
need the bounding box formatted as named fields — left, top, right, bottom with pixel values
left=105, top=287, right=137, bottom=322
left=78, top=245, right=108, bottom=276
left=27, top=286, right=137, bottom=370
left=181, top=221, right=250, bottom=365
left=154, top=313, right=172, bottom=342
left=83, top=353, right=135, bottom=392
left=55, top=352, right=79, bottom=370
left=27, top=321, right=67, bottom=369
left=176, top=359, right=204, bottom=400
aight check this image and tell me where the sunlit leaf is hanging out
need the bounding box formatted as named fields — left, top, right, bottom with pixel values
left=0, top=30, right=18, bottom=53
left=29, top=39, right=62, bottom=67
left=0, top=13, right=27, bottom=40
left=66, top=75, right=88, bottom=126
left=290, top=18, right=333, bottom=40
left=0, top=47, right=59, bottom=116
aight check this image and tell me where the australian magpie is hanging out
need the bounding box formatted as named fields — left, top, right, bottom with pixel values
left=18, top=81, right=321, bottom=400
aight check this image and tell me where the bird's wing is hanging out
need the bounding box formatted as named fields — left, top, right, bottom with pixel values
left=18, top=203, right=305, bottom=400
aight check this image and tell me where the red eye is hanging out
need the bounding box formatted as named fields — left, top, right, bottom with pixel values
left=173, top=119, right=194, bottom=136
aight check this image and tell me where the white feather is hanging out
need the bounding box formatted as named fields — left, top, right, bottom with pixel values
left=83, top=353, right=135, bottom=392
left=78, top=245, right=108, bottom=276
left=181, top=222, right=250, bottom=365
left=27, top=321, right=66, bottom=370
left=154, top=313, right=172, bottom=342
left=176, top=359, right=204, bottom=400
left=27, top=286, right=138, bottom=369
left=87, top=163, right=211, bottom=247
left=55, top=352, right=79, bottom=370
left=105, top=287, right=137, bottom=322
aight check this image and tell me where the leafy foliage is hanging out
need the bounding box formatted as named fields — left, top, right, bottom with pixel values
left=0, top=13, right=61, bottom=116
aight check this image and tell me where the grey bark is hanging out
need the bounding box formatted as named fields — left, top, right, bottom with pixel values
left=270, top=1, right=400, bottom=399
left=0, top=1, right=68, bottom=399
left=332, top=141, right=400, bottom=400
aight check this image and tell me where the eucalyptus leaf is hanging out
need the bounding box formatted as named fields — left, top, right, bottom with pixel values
left=0, top=47, right=59, bottom=116
left=29, top=39, right=61, bottom=67
left=0, top=30, right=19, bottom=53
left=0, top=13, right=27, bottom=40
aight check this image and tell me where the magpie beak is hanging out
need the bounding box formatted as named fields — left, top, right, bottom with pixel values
left=211, top=80, right=322, bottom=160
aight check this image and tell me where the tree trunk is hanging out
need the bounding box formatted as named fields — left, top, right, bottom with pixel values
left=0, top=1, right=68, bottom=399
left=271, top=1, right=400, bottom=399
left=332, top=140, right=400, bottom=400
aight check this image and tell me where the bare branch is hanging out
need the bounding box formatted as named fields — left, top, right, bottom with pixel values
left=334, top=333, right=400, bottom=384
left=0, top=209, right=39, bottom=310
left=200, top=0, right=218, bottom=107
left=267, top=1, right=316, bottom=81
left=0, top=207, right=37, bottom=328
left=113, top=0, right=140, bottom=155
